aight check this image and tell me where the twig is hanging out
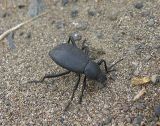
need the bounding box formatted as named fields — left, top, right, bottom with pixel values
left=133, top=87, right=146, bottom=101
left=0, top=10, right=49, bottom=41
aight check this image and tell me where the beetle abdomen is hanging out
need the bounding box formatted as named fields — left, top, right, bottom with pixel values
left=49, top=43, right=90, bottom=73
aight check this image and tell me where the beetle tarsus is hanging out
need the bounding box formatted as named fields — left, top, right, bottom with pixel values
left=79, top=76, right=87, bottom=104
left=28, top=71, right=70, bottom=83
left=108, top=58, right=123, bottom=70
left=64, top=74, right=81, bottom=111
left=70, top=74, right=81, bottom=100
left=64, top=101, right=71, bottom=111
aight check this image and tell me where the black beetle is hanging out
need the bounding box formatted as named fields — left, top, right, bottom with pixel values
left=29, top=36, right=123, bottom=110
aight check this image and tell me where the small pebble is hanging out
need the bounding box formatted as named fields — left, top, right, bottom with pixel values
left=123, top=105, right=130, bottom=112
left=102, top=116, right=112, bottom=125
left=141, top=11, right=150, bottom=17
left=18, top=5, right=26, bottom=9
left=60, top=116, right=65, bottom=124
left=0, top=12, right=10, bottom=18
left=151, top=74, right=160, bottom=84
left=112, top=34, right=120, bottom=42
left=28, top=0, right=45, bottom=17
left=75, top=21, right=88, bottom=31
left=133, top=115, right=143, bottom=125
left=134, top=43, right=145, bottom=55
left=108, top=12, right=118, bottom=21
left=25, top=32, right=32, bottom=39
left=70, top=32, right=82, bottom=41
left=125, top=115, right=132, bottom=123
left=62, top=0, right=69, bottom=6
left=95, top=31, right=104, bottom=39
left=19, top=32, right=24, bottom=36
left=154, top=105, right=160, bottom=117
left=136, top=103, right=146, bottom=110
left=71, top=7, right=78, bottom=18
left=55, top=21, right=65, bottom=29
left=88, top=8, right=97, bottom=16
left=5, top=99, right=11, bottom=107
left=134, top=2, right=144, bottom=9
left=147, top=19, right=155, bottom=27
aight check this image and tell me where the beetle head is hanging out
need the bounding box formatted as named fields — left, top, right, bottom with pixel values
left=84, top=61, right=107, bottom=83
left=97, top=72, right=107, bottom=83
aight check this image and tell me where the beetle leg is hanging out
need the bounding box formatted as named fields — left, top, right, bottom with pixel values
left=81, top=39, right=89, bottom=55
left=64, top=74, right=81, bottom=111
left=97, top=58, right=123, bottom=73
left=97, top=59, right=108, bottom=73
left=108, top=58, right=123, bottom=70
left=28, top=71, right=71, bottom=83
left=67, top=36, right=77, bottom=47
left=79, top=76, right=87, bottom=104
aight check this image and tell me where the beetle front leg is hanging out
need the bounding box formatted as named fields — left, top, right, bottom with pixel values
left=97, top=59, right=108, bottom=73
left=28, top=71, right=71, bottom=83
left=64, top=74, right=81, bottom=111
left=97, top=58, right=123, bottom=73
left=79, top=76, right=87, bottom=104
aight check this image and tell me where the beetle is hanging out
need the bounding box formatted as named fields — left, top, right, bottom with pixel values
left=29, top=36, right=123, bottom=110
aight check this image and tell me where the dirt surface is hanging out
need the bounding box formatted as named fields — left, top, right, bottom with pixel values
left=0, top=0, right=160, bottom=126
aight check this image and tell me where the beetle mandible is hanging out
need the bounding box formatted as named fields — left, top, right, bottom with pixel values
left=29, top=36, right=123, bottom=110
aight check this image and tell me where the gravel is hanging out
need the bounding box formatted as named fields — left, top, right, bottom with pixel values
left=151, top=74, right=160, bottom=85
left=62, top=0, right=69, bottom=6
left=28, top=0, right=45, bottom=17
left=70, top=32, right=82, bottom=41
left=75, top=21, right=88, bottom=31
left=0, top=0, right=160, bottom=125
left=133, top=115, right=143, bottom=125
left=154, top=105, right=160, bottom=117
left=134, top=2, right=144, bottom=9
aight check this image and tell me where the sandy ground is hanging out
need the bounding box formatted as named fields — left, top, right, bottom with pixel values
left=0, top=0, right=160, bottom=126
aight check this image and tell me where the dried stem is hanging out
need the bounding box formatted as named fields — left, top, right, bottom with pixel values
left=0, top=10, right=50, bottom=41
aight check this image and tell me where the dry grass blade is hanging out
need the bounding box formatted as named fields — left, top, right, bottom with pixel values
left=0, top=10, right=50, bottom=41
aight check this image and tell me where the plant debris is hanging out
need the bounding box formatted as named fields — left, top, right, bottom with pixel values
left=131, top=76, right=151, bottom=86
left=133, top=87, right=146, bottom=101
left=0, top=11, right=49, bottom=41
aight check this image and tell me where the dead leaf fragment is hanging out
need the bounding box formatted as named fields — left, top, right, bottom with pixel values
left=133, top=87, right=146, bottom=101
left=156, top=122, right=160, bottom=126
left=131, top=76, right=151, bottom=86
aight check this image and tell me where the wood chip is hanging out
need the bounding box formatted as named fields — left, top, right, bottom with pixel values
left=131, top=76, right=151, bottom=86
left=133, top=87, right=146, bottom=101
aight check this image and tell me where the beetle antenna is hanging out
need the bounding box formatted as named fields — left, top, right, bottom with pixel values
left=108, top=58, right=123, bottom=69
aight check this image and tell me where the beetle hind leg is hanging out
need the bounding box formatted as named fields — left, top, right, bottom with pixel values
left=64, top=74, right=81, bottom=111
left=28, top=71, right=71, bottom=83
